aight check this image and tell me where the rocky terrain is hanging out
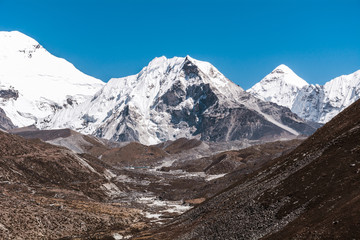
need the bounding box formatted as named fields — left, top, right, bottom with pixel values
left=1, top=30, right=359, bottom=240
left=0, top=130, right=149, bottom=239
left=0, top=124, right=305, bottom=239
left=135, top=98, right=360, bottom=239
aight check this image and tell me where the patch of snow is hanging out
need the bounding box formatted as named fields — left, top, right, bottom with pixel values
left=143, top=212, right=162, bottom=220
left=161, top=203, right=192, bottom=213
left=112, top=233, right=123, bottom=240
left=138, top=196, right=191, bottom=216
left=205, top=173, right=226, bottom=181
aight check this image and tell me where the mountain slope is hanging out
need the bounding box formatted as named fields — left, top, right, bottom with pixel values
left=139, top=97, right=360, bottom=239
left=41, top=56, right=316, bottom=145
left=292, top=69, right=360, bottom=123
left=0, top=31, right=105, bottom=127
left=247, top=64, right=308, bottom=109
left=0, top=129, right=148, bottom=239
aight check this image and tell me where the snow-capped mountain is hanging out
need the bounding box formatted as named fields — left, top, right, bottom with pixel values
left=248, top=65, right=360, bottom=123
left=292, top=70, right=360, bottom=123
left=41, top=56, right=316, bottom=145
left=0, top=31, right=105, bottom=127
left=247, top=64, right=308, bottom=109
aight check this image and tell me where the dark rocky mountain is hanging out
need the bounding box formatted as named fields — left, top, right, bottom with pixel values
left=136, top=98, right=360, bottom=239
left=42, top=56, right=317, bottom=145
left=0, top=107, right=15, bottom=130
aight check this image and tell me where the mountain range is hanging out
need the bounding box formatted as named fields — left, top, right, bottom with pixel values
left=0, top=31, right=359, bottom=144
left=248, top=64, right=360, bottom=123
left=39, top=55, right=316, bottom=144
left=1, top=30, right=360, bottom=239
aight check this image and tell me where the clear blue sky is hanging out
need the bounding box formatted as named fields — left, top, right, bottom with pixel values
left=0, top=0, right=359, bottom=89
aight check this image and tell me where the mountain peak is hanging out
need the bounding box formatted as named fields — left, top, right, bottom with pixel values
left=184, top=55, right=195, bottom=62
left=272, top=64, right=293, bottom=73
left=247, top=64, right=308, bottom=109
left=146, top=55, right=198, bottom=68
left=264, top=64, right=308, bottom=88
left=0, top=31, right=104, bottom=127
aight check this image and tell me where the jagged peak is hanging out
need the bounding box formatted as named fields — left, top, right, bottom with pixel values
left=145, top=55, right=212, bottom=70
left=184, top=55, right=195, bottom=62
left=139, top=56, right=214, bottom=80
left=107, top=55, right=244, bottom=107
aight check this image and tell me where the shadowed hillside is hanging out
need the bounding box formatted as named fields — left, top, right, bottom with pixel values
left=136, top=99, right=360, bottom=239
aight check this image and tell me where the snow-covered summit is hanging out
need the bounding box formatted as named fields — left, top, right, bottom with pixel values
left=247, top=64, right=308, bottom=109
left=95, top=56, right=244, bottom=117
left=0, top=31, right=105, bottom=126
left=269, top=64, right=308, bottom=88
left=248, top=64, right=360, bottom=124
